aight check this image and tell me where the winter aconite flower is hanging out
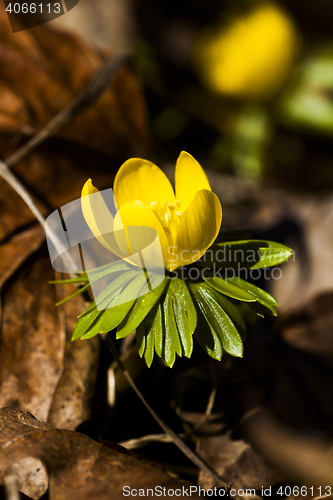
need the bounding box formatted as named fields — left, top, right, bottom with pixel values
left=54, top=152, right=292, bottom=367
left=81, top=151, right=222, bottom=271
left=193, top=3, right=301, bottom=101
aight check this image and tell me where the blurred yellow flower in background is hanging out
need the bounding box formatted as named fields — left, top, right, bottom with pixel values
left=193, top=2, right=301, bottom=101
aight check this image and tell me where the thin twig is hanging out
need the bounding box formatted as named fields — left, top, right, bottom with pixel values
left=0, top=159, right=77, bottom=276
left=102, top=332, right=229, bottom=488
left=118, top=383, right=218, bottom=448
left=6, top=53, right=129, bottom=168
left=184, top=384, right=218, bottom=437
left=119, top=433, right=176, bottom=449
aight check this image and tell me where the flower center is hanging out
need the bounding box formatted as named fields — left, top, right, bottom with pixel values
left=150, top=200, right=183, bottom=238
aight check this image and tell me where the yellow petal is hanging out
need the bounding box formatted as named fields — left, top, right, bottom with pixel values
left=114, top=158, right=175, bottom=210
left=175, top=151, right=212, bottom=212
left=81, top=179, right=120, bottom=255
left=113, top=201, right=171, bottom=269
left=170, top=189, right=222, bottom=271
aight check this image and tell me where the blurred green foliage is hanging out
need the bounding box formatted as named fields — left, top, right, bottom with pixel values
left=132, top=0, right=333, bottom=191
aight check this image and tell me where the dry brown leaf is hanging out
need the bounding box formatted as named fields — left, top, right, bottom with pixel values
left=281, top=292, right=333, bottom=357
left=0, top=251, right=100, bottom=432
left=0, top=225, right=45, bottom=289
left=12, top=142, right=114, bottom=209
left=0, top=408, right=201, bottom=500
left=0, top=204, right=99, bottom=495
left=0, top=4, right=149, bottom=158
left=47, top=282, right=99, bottom=430
left=197, top=431, right=280, bottom=493
left=244, top=411, right=333, bottom=487
left=0, top=409, right=50, bottom=499
left=5, top=458, right=48, bottom=500
left=0, top=177, right=46, bottom=241
left=0, top=254, right=64, bottom=421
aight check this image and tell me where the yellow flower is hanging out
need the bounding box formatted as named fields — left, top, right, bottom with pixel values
left=81, top=152, right=222, bottom=271
left=193, top=3, right=301, bottom=101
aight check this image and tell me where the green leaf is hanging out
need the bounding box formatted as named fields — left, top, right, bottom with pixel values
left=116, top=274, right=168, bottom=339
left=98, top=272, right=156, bottom=332
left=98, top=296, right=135, bottom=333
left=72, top=306, right=101, bottom=340
left=278, top=51, right=333, bottom=136
left=199, top=240, right=293, bottom=270
left=190, top=282, right=244, bottom=358
left=144, top=322, right=155, bottom=368
left=168, top=279, right=197, bottom=358
left=136, top=322, right=146, bottom=357
left=231, top=106, right=269, bottom=178
left=193, top=304, right=223, bottom=361
left=53, top=261, right=138, bottom=309
left=251, top=246, right=293, bottom=269
left=50, top=275, right=89, bottom=284
left=202, top=274, right=256, bottom=302
left=210, top=290, right=247, bottom=340
left=283, top=91, right=333, bottom=135
left=80, top=313, right=106, bottom=339
left=162, top=282, right=182, bottom=368
left=137, top=303, right=163, bottom=367
left=87, top=259, right=135, bottom=283
left=79, top=269, right=138, bottom=316
left=75, top=271, right=154, bottom=337
left=90, top=270, right=140, bottom=311
left=153, top=304, right=164, bottom=358
left=72, top=284, right=131, bottom=340
left=55, top=282, right=91, bottom=306
left=227, top=276, right=278, bottom=307
left=246, top=299, right=277, bottom=317
left=237, top=302, right=261, bottom=326
left=52, top=260, right=134, bottom=287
